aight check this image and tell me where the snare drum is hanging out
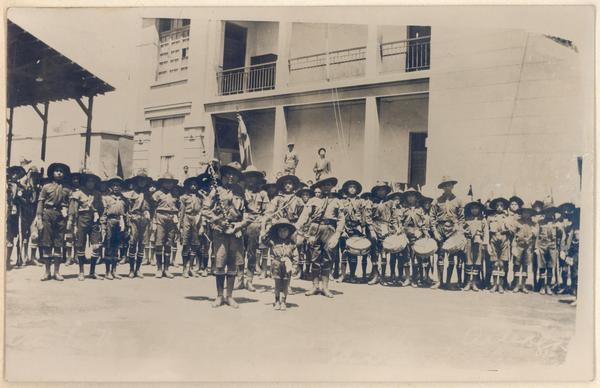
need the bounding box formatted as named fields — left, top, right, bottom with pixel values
left=382, top=234, right=409, bottom=254
left=345, top=236, right=371, bottom=256
left=413, top=238, right=437, bottom=257
left=442, top=232, right=468, bottom=254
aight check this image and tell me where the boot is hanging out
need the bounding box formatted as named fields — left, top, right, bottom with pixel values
left=105, top=261, right=114, bottom=280
left=368, top=267, right=380, bottom=285
left=471, top=267, right=480, bottom=291
left=445, top=263, right=455, bottom=290
left=225, top=275, right=239, bottom=309
left=182, top=257, right=190, bottom=279
left=489, top=274, right=498, bottom=293
left=457, top=263, right=463, bottom=288
left=163, top=253, right=174, bottom=279
left=462, top=267, right=472, bottom=291
left=498, top=277, right=505, bottom=294
left=135, top=258, right=144, bottom=278
left=305, top=274, right=321, bottom=296
left=89, top=258, right=102, bottom=279
left=128, top=257, right=136, bottom=278
left=545, top=271, right=554, bottom=295
left=539, top=270, right=546, bottom=295
left=401, top=266, right=411, bottom=287
left=380, top=262, right=388, bottom=285
left=41, top=261, right=52, bottom=281
left=111, top=261, right=122, bottom=279
left=259, top=259, right=268, bottom=279
left=77, top=256, right=86, bottom=281
left=321, top=274, right=334, bottom=298
left=280, top=295, right=287, bottom=311
left=212, top=275, right=225, bottom=308
left=53, top=257, right=64, bottom=281
left=512, top=272, right=521, bottom=293
left=245, top=273, right=256, bottom=292
left=156, top=253, right=164, bottom=278
left=431, top=264, right=444, bottom=289
left=234, top=265, right=245, bottom=289
left=336, top=262, right=347, bottom=283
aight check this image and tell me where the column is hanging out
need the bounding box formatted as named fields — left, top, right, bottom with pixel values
left=275, top=22, right=292, bottom=90
left=363, top=97, right=380, bottom=187
left=203, top=20, right=223, bottom=98
left=272, top=105, right=288, bottom=179
left=365, top=23, right=379, bottom=78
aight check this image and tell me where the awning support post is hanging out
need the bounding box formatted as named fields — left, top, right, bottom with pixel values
left=6, top=107, right=14, bottom=166
left=76, top=95, right=94, bottom=170
left=32, top=101, right=49, bottom=162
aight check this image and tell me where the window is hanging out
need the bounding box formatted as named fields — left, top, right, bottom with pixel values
left=156, top=18, right=190, bottom=81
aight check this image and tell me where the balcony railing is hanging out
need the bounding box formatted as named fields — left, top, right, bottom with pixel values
left=380, top=35, right=431, bottom=72
left=216, top=61, right=277, bottom=96
left=289, top=46, right=367, bottom=72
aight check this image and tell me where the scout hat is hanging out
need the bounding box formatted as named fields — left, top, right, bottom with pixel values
left=465, top=201, right=486, bottom=216
left=420, top=196, right=433, bottom=207
left=360, top=192, right=372, bottom=201
left=558, top=202, right=577, bottom=217
left=226, top=183, right=245, bottom=197
left=269, top=221, right=297, bottom=240
left=197, top=173, right=212, bottom=190
left=402, top=187, right=423, bottom=202
left=509, top=195, right=524, bottom=208
left=7, top=165, right=26, bottom=180
left=276, top=174, right=301, bottom=192
left=543, top=206, right=559, bottom=220
left=242, top=165, right=265, bottom=181
left=370, top=181, right=392, bottom=198
left=437, top=175, right=458, bottom=189
left=296, top=186, right=314, bottom=198
left=220, top=161, right=242, bottom=180
left=107, top=176, right=125, bottom=188
left=489, top=197, right=510, bottom=210
left=517, top=207, right=536, bottom=218
left=130, top=170, right=153, bottom=187
left=81, top=172, right=101, bottom=187
left=47, top=162, right=71, bottom=178
left=311, top=176, right=338, bottom=191
left=386, top=191, right=404, bottom=202
left=262, top=181, right=278, bottom=195
left=341, top=179, right=362, bottom=196
left=183, top=176, right=200, bottom=190
left=287, top=142, right=294, bottom=147
left=171, top=184, right=184, bottom=196
left=157, top=172, right=178, bottom=187
left=531, top=200, right=544, bottom=212
left=328, top=188, right=343, bottom=199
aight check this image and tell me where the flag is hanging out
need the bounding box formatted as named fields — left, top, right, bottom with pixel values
left=237, top=113, right=253, bottom=168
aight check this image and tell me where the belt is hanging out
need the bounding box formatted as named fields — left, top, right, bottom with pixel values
left=106, top=214, right=122, bottom=219
left=156, top=210, right=177, bottom=215
left=44, top=204, right=62, bottom=210
left=314, top=219, right=337, bottom=227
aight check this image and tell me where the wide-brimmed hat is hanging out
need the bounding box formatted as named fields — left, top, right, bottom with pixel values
left=543, top=206, right=559, bottom=219
left=296, top=187, right=314, bottom=198
left=558, top=202, right=577, bottom=216
left=517, top=207, right=536, bottom=218
left=489, top=197, right=510, bottom=210
left=220, top=161, right=242, bottom=180
left=276, top=174, right=301, bottom=192
left=225, top=183, right=245, bottom=197
left=341, top=180, right=362, bottom=196
left=509, top=195, right=524, bottom=208
left=402, top=187, right=423, bottom=202
left=311, top=177, right=338, bottom=191
left=242, top=165, right=265, bottom=181
left=7, top=166, right=26, bottom=180
left=328, top=188, right=343, bottom=199
left=360, top=192, right=372, bottom=201
left=130, top=171, right=153, bottom=187
left=81, top=173, right=101, bottom=187
left=420, top=196, right=433, bottom=206
left=269, top=221, right=296, bottom=240
left=437, top=175, right=458, bottom=189
left=197, top=173, right=212, bottom=190
left=157, top=172, right=178, bottom=187
left=262, top=181, right=278, bottom=193
left=287, top=142, right=295, bottom=147
left=107, top=176, right=125, bottom=188
left=183, top=177, right=200, bottom=190
left=465, top=201, right=486, bottom=216
left=386, top=191, right=403, bottom=202
left=531, top=200, right=544, bottom=211
left=370, top=181, right=392, bottom=198
left=47, top=162, right=71, bottom=178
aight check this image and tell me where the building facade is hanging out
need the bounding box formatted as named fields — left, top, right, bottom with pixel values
left=135, top=13, right=586, bottom=203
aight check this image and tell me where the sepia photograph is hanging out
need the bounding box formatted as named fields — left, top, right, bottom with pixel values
left=3, top=4, right=595, bottom=383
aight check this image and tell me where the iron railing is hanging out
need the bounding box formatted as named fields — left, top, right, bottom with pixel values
left=380, top=35, right=431, bottom=71
left=216, top=61, right=277, bottom=96
left=289, top=46, right=367, bottom=71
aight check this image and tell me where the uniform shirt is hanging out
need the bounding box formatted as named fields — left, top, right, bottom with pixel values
left=389, top=204, right=404, bottom=234
left=7, top=181, right=21, bottom=216
left=283, top=151, right=299, bottom=170
left=342, top=196, right=366, bottom=229
left=270, top=240, right=299, bottom=262
left=245, top=188, right=269, bottom=222
left=296, top=195, right=345, bottom=235
left=464, top=217, right=489, bottom=244
left=179, top=193, right=203, bottom=216
left=313, top=158, right=331, bottom=179
left=264, top=192, right=305, bottom=225
left=537, top=219, right=563, bottom=249
left=102, top=194, right=128, bottom=217
left=203, top=185, right=249, bottom=232
left=152, top=189, right=179, bottom=213
left=512, top=219, right=537, bottom=247
left=36, top=181, right=72, bottom=217
left=563, top=226, right=579, bottom=257
left=365, top=199, right=394, bottom=238
left=487, top=212, right=510, bottom=238
left=123, top=190, right=150, bottom=215
left=429, top=193, right=464, bottom=228
left=68, top=188, right=103, bottom=220
left=402, top=206, right=428, bottom=237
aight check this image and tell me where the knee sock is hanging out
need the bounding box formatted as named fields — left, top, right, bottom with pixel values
left=216, top=274, right=225, bottom=296
left=77, top=254, right=86, bottom=273
left=274, top=279, right=281, bottom=302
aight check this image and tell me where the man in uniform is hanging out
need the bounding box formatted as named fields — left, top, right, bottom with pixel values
left=19, top=165, right=42, bottom=266
left=153, top=173, right=180, bottom=279
left=7, top=165, right=26, bottom=269
left=67, top=172, right=104, bottom=280
left=510, top=207, right=537, bottom=293
left=203, top=162, right=249, bottom=309
left=65, top=172, right=83, bottom=266
left=401, top=188, right=430, bottom=287
left=487, top=197, right=511, bottom=293
left=124, top=171, right=152, bottom=278
left=429, top=176, right=465, bottom=289
left=102, top=177, right=128, bottom=280
left=366, top=182, right=393, bottom=285
left=312, top=148, right=331, bottom=181
left=462, top=200, right=488, bottom=291
left=295, top=185, right=314, bottom=279
left=283, top=142, right=299, bottom=176
left=535, top=205, right=563, bottom=295
left=295, top=177, right=345, bottom=297
left=239, top=166, right=269, bottom=291
left=339, top=179, right=367, bottom=283
left=195, top=173, right=212, bottom=276
left=144, top=181, right=159, bottom=266
left=179, top=176, right=203, bottom=278
left=36, top=163, right=72, bottom=281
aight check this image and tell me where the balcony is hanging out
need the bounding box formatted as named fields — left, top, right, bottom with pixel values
left=288, top=46, right=367, bottom=84
left=380, top=35, right=431, bottom=72
left=216, top=61, right=277, bottom=96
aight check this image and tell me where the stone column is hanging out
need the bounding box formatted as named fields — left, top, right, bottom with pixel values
left=203, top=20, right=223, bottom=98
left=366, top=23, right=380, bottom=78
left=363, top=96, right=380, bottom=187
left=275, top=21, right=292, bottom=90
left=272, top=105, right=288, bottom=179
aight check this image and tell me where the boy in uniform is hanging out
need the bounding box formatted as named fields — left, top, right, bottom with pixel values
left=557, top=203, right=577, bottom=294
left=268, top=222, right=299, bottom=310
left=179, top=177, right=203, bottom=278
left=487, top=197, right=511, bottom=293
left=36, top=163, right=72, bottom=281
left=102, top=177, right=128, bottom=280
left=19, top=166, right=42, bottom=266
left=561, top=207, right=580, bottom=303
left=386, top=190, right=405, bottom=286
left=462, top=201, right=488, bottom=291
left=283, top=143, right=299, bottom=176
left=339, top=180, right=367, bottom=283
left=365, top=182, right=393, bottom=286
left=7, top=166, right=26, bottom=269
left=67, top=172, right=103, bottom=280
left=195, top=173, right=212, bottom=276
left=429, top=176, right=465, bottom=289
left=295, top=177, right=345, bottom=297
left=359, top=191, right=374, bottom=282
left=535, top=206, right=563, bottom=295
left=295, top=185, right=314, bottom=279
left=401, top=188, right=430, bottom=287
left=152, top=173, right=180, bottom=279
left=239, top=166, right=269, bottom=291
left=203, top=162, right=249, bottom=309
left=124, top=172, right=152, bottom=278
left=510, top=207, right=537, bottom=293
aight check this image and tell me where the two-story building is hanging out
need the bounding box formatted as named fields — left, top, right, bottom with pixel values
left=134, top=11, right=587, bottom=203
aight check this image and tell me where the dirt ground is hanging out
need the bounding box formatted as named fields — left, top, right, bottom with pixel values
left=5, top=262, right=576, bottom=382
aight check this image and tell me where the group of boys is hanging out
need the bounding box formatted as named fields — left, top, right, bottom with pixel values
left=6, top=162, right=580, bottom=309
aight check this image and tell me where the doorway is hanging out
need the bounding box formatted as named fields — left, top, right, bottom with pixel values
left=222, top=22, right=248, bottom=94
left=406, top=26, right=431, bottom=72
left=408, top=132, right=427, bottom=188
left=213, top=116, right=240, bottom=164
